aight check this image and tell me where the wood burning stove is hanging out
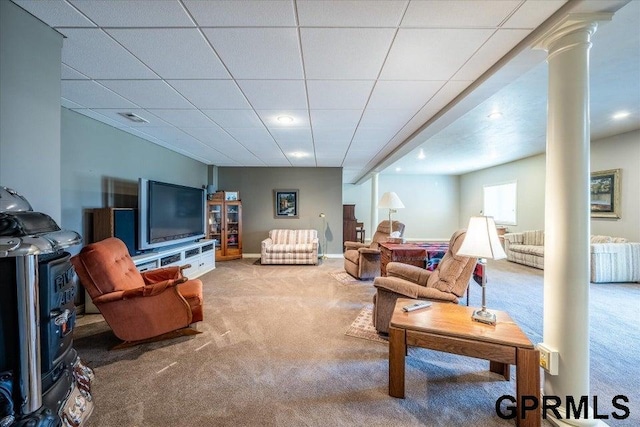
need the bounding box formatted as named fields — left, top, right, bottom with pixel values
left=0, top=187, right=94, bottom=427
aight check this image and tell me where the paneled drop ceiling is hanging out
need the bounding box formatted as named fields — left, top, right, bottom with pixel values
left=11, top=0, right=640, bottom=183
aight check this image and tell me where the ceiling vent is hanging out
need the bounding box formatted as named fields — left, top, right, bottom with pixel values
left=118, top=112, right=149, bottom=123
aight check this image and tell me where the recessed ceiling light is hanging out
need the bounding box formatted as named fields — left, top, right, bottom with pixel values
left=289, top=152, right=308, bottom=158
left=488, top=111, right=503, bottom=120
left=417, top=149, right=426, bottom=160
left=395, top=167, right=402, bottom=172
left=612, top=111, right=631, bottom=120
left=277, top=115, right=294, bottom=124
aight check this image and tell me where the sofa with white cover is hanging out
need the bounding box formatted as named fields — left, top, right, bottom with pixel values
left=503, top=230, right=640, bottom=283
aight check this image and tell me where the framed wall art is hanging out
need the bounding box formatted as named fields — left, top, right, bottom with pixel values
left=274, top=189, right=299, bottom=218
left=590, top=169, right=621, bottom=219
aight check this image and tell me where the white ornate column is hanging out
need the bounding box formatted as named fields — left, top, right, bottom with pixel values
left=371, top=172, right=379, bottom=235
left=534, top=13, right=611, bottom=427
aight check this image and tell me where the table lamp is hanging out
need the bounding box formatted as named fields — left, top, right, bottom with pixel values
left=456, top=216, right=506, bottom=325
left=378, top=192, right=404, bottom=232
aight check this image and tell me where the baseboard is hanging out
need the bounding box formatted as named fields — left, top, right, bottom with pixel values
left=243, top=253, right=343, bottom=259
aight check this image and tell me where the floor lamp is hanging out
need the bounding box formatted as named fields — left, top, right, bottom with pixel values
left=378, top=192, right=404, bottom=232
left=318, top=213, right=327, bottom=259
left=456, top=216, right=506, bottom=325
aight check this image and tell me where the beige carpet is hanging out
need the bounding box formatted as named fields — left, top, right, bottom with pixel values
left=329, top=270, right=373, bottom=285
left=345, top=304, right=387, bottom=344
left=75, top=258, right=606, bottom=427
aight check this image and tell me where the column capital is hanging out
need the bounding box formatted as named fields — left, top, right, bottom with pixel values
left=533, top=13, right=612, bottom=53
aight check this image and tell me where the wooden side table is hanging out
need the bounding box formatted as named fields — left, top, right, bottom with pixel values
left=389, top=298, right=540, bottom=427
left=379, top=242, right=427, bottom=276
left=355, top=222, right=365, bottom=243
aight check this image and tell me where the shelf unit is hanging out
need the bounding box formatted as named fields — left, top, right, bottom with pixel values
left=207, top=199, right=242, bottom=260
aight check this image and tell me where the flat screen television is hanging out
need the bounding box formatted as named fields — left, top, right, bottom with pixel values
left=138, top=178, right=206, bottom=251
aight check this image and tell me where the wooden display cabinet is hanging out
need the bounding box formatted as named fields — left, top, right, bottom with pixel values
left=207, top=199, right=242, bottom=261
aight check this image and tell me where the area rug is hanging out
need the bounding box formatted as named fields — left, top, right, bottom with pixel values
left=345, top=304, right=387, bottom=344
left=329, top=270, right=373, bottom=285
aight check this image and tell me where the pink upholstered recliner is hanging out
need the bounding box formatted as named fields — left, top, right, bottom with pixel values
left=71, top=237, right=203, bottom=347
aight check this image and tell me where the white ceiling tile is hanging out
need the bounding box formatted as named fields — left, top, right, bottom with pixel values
left=453, top=29, right=531, bottom=81
left=167, top=80, right=250, bottom=110
left=136, top=126, right=199, bottom=144
left=201, top=110, right=264, bottom=128
left=270, top=128, right=313, bottom=148
left=402, top=1, right=521, bottom=27
left=244, top=142, right=287, bottom=160
left=256, top=110, right=310, bottom=128
left=145, top=109, right=217, bottom=128
left=69, top=109, right=130, bottom=130
left=85, top=108, right=167, bottom=127
left=359, top=109, right=415, bottom=129
left=380, top=29, right=494, bottom=80
left=105, top=29, right=229, bottom=79
left=287, top=156, right=317, bottom=167
left=342, top=150, right=377, bottom=167
left=312, top=129, right=355, bottom=147
left=61, top=98, right=85, bottom=109
left=62, top=64, right=89, bottom=80
left=310, top=110, right=362, bottom=129
left=504, top=0, right=568, bottom=29
left=184, top=0, right=296, bottom=26
left=60, top=29, right=156, bottom=79
left=237, top=80, right=307, bottom=110
left=12, top=0, right=96, bottom=27
left=301, top=28, right=395, bottom=80
left=350, top=128, right=398, bottom=150
left=367, top=81, right=444, bottom=111
left=181, top=126, right=238, bottom=146
left=203, top=28, right=303, bottom=79
left=307, top=80, right=374, bottom=109
left=61, top=80, right=138, bottom=109
left=422, top=80, right=473, bottom=115
left=297, top=0, right=406, bottom=27
left=98, top=80, right=192, bottom=109
left=68, top=0, right=194, bottom=27
left=225, top=128, right=274, bottom=145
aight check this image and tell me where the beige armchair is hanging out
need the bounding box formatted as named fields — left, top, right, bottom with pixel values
left=372, top=230, right=477, bottom=334
left=343, top=220, right=405, bottom=280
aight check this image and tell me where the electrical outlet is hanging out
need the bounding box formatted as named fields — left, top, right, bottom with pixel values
left=537, top=343, right=559, bottom=375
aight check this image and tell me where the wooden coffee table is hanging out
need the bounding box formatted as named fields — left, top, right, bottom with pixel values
left=389, top=298, right=540, bottom=427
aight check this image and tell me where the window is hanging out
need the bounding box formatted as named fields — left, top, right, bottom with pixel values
left=483, top=181, right=517, bottom=225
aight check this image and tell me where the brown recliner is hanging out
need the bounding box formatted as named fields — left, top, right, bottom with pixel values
left=343, top=220, right=405, bottom=280
left=372, top=230, right=477, bottom=334
left=71, top=237, right=204, bottom=346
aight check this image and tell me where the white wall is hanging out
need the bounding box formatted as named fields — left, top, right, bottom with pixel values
left=0, top=1, right=63, bottom=221
left=344, top=174, right=460, bottom=241
left=459, top=129, right=640, bottom=241
left=61, top=108, right=208, bottom=250
left=460, top=154, right=547, bottom=233
left=590, top=129, right=640, bottom=240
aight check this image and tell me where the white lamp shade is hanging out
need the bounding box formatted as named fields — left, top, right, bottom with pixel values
left=456, top=216, right=507, bottom=260
left=378, top=192, right=405, bottom=209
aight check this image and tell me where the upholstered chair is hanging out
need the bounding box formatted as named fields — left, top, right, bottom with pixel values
left=71, top=237, right=204, bottom=347
left=343, top=220, right=405, bottom=280
left=372, top=230, right=477, bottom=334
